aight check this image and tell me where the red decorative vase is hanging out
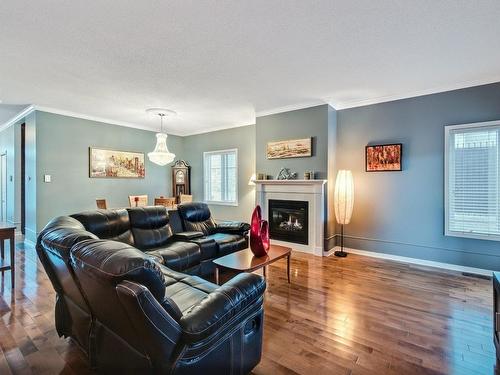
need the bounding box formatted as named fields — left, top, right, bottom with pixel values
left=250, top=205, right=270, bottom=257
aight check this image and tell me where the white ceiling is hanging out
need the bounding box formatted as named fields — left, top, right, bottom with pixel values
left=1, top=1, right=500, bottom=135
left=0, top=104, right=30, bottom=125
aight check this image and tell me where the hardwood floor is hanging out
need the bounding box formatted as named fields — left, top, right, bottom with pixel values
left=0, top=238, right=497, bottom=374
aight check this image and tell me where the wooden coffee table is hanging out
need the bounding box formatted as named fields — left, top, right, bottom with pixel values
left=213, top=244, right=291, bottom=285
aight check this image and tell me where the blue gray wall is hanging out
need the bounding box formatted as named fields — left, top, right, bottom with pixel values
left=9, top=81, right=500, bottom=270
left=336, top=82, right=500, bottom=270
left=256, top=105, right=330, bottom=180
left=34, top=111, right=183, bottom=233
left=183, top=125, right=256, bottom=222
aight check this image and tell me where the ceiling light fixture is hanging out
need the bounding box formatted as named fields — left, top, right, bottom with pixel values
left=146, top=108, right=176, bottom=166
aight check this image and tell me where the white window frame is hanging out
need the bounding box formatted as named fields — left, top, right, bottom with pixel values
left=203, top=148, right=238, bottom=206
left=445, top=119, right=500, bottom=241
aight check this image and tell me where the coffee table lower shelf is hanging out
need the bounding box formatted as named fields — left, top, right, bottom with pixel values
left=213, top=244, right=291, bottom=285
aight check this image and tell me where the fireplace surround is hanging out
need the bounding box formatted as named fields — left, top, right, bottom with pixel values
left=254, top=179, right=327, bottom=255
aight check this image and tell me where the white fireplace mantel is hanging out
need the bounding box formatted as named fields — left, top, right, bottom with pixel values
left=254, top=179, right=327, bottom=256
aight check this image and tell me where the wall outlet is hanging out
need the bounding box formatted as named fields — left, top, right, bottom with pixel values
left=44, top=174, right=52, bottom=183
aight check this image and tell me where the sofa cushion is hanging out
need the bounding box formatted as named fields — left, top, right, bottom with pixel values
left=38, top=216, right=98, bottom=260
left=127, top=206, right=173, bottom=250
left=146, top=241, right=200, bottom=272
left=206, top=233, right=247, bottom=256
left=177, top=202, right=217, bottom=235
left=188, top=237, right=217, bottom=261
left=160, top=266, right=218, bottom=313
left=72, top=209, right=134, bottom=245
left=179, top=273, right=266, bottom=342
left=71, top=239, right=166, bottom=304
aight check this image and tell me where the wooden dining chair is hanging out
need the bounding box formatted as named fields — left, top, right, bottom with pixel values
left=154, top=197, right=176, bottom=209
left=96, top=199, right=107, bottom=209
left=179, top=194, right=193, bottom=204
left=128, top=195, right=148, bottom=207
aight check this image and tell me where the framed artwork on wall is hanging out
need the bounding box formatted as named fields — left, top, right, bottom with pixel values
left=365, top=143, right=402, bottom=172
left=89, top=147, right=145, bottom=178
left=266, top=137, right=312, bottom=159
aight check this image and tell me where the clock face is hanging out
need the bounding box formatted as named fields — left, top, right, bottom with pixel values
left=176, top=170, right=185, bottom=183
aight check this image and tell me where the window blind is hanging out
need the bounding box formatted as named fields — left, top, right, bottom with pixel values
left=446, top=122, right=500, bottom=240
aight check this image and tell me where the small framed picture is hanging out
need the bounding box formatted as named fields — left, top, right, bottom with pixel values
left=365, top=143, right=402, bottom=172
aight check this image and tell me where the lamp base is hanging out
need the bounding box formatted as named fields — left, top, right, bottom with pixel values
left=334, top=250, right=348, bottom=258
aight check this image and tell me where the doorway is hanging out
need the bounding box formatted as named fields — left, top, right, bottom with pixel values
left=21, top=123, right=25, bottom=234
left=0, top=153, right=6, bottom=222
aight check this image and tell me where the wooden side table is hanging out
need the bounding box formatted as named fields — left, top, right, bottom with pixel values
left=0, top=223, right=16, bottom=288
left=213, top=244, right=292, bottom=285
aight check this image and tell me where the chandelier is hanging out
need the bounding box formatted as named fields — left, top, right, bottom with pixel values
left=146, top=108, right=176, bottom=166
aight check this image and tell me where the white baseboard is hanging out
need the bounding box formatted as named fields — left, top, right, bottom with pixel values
left=327, top=246, right=493, bottom=277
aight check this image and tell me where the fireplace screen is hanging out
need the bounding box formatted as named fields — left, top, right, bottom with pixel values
left=268, top=199, right=309, bottom=245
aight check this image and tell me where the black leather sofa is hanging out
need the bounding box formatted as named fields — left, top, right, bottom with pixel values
left=36, top=205, right=264, bottom=374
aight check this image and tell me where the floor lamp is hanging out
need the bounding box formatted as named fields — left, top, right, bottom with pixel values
left=334, top=170, right=354, bottom=257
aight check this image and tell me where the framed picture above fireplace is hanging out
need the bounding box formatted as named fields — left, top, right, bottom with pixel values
left=267, top=138, right=312, bottom=159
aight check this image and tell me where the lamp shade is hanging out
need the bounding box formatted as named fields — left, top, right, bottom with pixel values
left=334, top=170, right=354, bottom=225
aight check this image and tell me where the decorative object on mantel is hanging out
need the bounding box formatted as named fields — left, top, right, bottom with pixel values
left=267, top=138, right=312, bottom=159
left=304, top=170, right=315, bottom=180
left=366, top=143, right=402, bottom=172
left=334, top=170, right=354, bottom=257
left=171, top=160, right=191, bottom=201
left=250, top=205, right=270, bottom=257
left=276, top=167, right=298, bottom=180
left=146, top=108, right=176, bottom=166
left=89, top=148, right=145, bottom=178
left=256, top=173, right=266, bottom=180
left=248, top=173, right=256, bottom=186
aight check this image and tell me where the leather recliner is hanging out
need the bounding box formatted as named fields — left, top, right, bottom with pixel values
left=177, top=202, right=249, bottom=257
left=36, top=206, right=265, bottom=374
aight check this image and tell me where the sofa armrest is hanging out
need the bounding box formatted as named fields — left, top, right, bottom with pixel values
left=179, top=273, right=266, bottom=342
left=215, top=221, right=250, bottom=235
left=173, top=231, right=204, bottom=241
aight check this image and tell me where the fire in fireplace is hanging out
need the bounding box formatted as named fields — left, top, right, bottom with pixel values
left=268, top=199, right=308, bottom=245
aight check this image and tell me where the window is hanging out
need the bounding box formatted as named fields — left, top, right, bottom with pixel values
left=445, top=120, right=500, bottom=240
left=203, top=149, right=238, bottom=206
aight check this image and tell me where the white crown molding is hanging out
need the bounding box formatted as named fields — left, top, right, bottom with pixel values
left=331, top=76, right=500, bottom=110
left=328, top=246, right=492, bottom=277
left=0, top=105, right=35, bottom=132
left=0, top=104, right=254, bottom=137
left=181, top=120, right=255, bottom=137
left=34, top=105, right=176, bottom=134
left=255, top=100, right=327, bottom=118
left=3, top=78, right=500, bottom=136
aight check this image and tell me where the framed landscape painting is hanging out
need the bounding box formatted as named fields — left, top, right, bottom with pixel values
left=267, top=138, right=312, bottom=159
left=365, top=143, right=402, bottom=172
left=89, top=147, right=145, bottom=178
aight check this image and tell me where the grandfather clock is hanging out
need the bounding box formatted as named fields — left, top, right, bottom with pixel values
left=171, top=160, right=191, bottom=202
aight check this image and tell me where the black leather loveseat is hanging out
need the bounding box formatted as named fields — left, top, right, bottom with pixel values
left=36, top=205, right=264, bottom=374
